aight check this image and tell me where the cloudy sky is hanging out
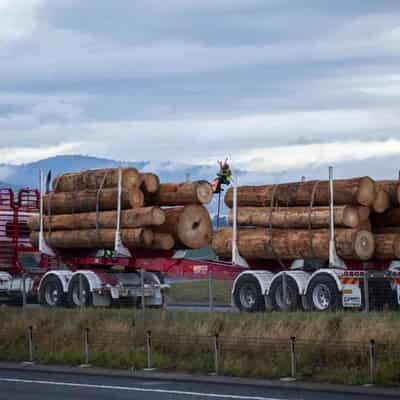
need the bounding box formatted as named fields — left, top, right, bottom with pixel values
left=1, top=0, right=400, bottom=172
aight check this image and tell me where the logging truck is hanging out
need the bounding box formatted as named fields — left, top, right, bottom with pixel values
left=0, top=181, right=243, bottom=308
left=1, top=167, right=400, bottom=312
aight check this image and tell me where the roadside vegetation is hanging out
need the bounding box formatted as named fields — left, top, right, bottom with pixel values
left=1, top=307, right=400, bottom=385
left=166, top=279, right=232, bottom=305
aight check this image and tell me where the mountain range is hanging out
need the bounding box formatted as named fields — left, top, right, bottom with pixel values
left=1, top=153, right=400, bottom=215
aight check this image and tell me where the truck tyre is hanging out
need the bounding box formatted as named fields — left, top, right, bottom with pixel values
left=39, top=275, right=65, bottom=308
left=67, top=275, right=93, bottom=308
left=306, top=274, right=341, bottom=311
left=269, top=276, right=301, bottom=311
left=233, top=275, right=265, bottom=312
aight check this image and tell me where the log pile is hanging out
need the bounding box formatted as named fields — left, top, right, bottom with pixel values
left=29, top=168, right=213, bottom=252
left=213, top=177, right=400, bottom=262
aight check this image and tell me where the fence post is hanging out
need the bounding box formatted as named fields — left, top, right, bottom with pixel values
left=26, top=326, right=34, bottom=364
left=145, top=330, right=155, bottom=370
left=290, top=336, right=296, bottom=379
left=208, top=270, right=214, bottom=312
left=80, top=327, right=90, bottom=367
left=364, top=271, right=370, bottom=313
left=369, top=339, right=376, bottom=384
left=213, top=334, right=220, bottom=375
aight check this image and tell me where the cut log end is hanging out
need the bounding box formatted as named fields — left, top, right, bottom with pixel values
left=357, top=177, right=376, bottom=207
left=128, top=189, right=145, bottom=208
left=342, top=206, right=360, bottom=228
left=354, top=230, right=375, bottom=261
left=177, top=205, right=213, bottom=248
left=196, top=182, right=213, bottom=205
left=373, top=190, right=391, bottom=213
left=141, top=173, right=160, bottom=194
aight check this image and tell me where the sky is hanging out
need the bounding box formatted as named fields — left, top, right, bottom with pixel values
left=1, top=0, right=400, bottom=172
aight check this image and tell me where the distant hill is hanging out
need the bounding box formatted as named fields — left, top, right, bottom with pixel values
left=2, top=153, right=400, bottom=215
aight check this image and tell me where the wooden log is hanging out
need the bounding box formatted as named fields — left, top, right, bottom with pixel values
left=29, top=207, right=165, bottom=231
left=225, top=177, right=375, bottom=208
left=145, top=233, right=175, bottom=250
left=43, top=188, right=144, bottom=215
left=30, top=228, right=153, bottom=249
left=228, top=205, right=369, bottom=229
left=212, top=228, right=374, bottom=261
left=375, top=180, right=400, bottom=206
left=371, top=208, right=400, bottom=228
left=374, top=233, right=400, bottom=260
left=146, top=181, right=213, bottom=206
left=53, top=168, right=140, bottom=192
left=140, top=173, right=160, bottom=194
left=372, top=189, right=391, bottom=213
left=154, top=205, right=212, bottom=249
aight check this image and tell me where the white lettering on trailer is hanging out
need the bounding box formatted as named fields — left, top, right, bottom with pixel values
left=342, top=285, right=362, bottom=307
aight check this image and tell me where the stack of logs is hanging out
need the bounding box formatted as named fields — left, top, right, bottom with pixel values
left=212, top=177, right=400, bottom=262
left=29, top=168, right=214, bottom=252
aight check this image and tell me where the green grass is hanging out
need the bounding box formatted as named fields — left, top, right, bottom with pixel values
left=1, top=308, right=400, bottom=385
left=167, top=279, right=232, bottom=305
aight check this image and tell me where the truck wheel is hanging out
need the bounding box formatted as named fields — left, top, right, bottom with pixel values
left=67, top=275, right=93, bottom=308
left=306, top=275, right=341, bottom=311
left=233, top=275, right=265, bottom=312
left=39, top=275, right=65, bottom=308
left=269, top=276, right=301, bottom=311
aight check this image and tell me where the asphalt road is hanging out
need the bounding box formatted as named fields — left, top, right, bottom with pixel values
left=0, top=369, right=390, bottom=400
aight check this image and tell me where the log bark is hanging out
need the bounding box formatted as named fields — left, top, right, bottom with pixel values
left=375, top=180, right=400, bottom=206
left=43, top=188, right=144, bottom=214
left=53, top=168, right=140, bottom=192
left=374, top=233, right=400, bottom=260
left=225, top=177, right=375, bottom=208
left=371, top=208, right=400, bottom=228
left=147, top=181, right=213, bottom=206
left=228, top=206, right=369, bottom=229
left=140, top=173, right=160, bottom=194
left=372, top=189, right=391, bottom=213
left=212, top=228, right=374, bottom=261
left=145, top=233, right=175, bottom=250
left=30, top=228, right=153, bottom=249
left=154, top=205, right=212, bottom=249
left=29, top=207, right=165, bottom=231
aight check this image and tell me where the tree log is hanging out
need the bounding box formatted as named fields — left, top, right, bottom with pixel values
left=145, top=233, right=175, bottom=250
left=371, top=208, right=400, bottom=228
left=29, top=207, right=165, bottom=231
left=147, top=182, right=213, bottom=206
left=154, top=205, right=212, bottom=249
left=375, top=180, right=400, bottom=206
left=140, top=173, right=160, bottom=194
left=212, top=228, right=374, bottom=261
left=225, top=177, right=375, bottom=208
left=53, top=168, right=140, bottom=192
left=374, top=234, right=400, bottom=260
left=372, top=189, right=391, bottom=213
left=30, top=228, right=153, bottom=249
left=228, top=205, right=369, bottom=229
left=43, top=188, right=144, bottom=214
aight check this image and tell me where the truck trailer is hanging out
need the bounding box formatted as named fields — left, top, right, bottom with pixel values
left=1, top=167, right=400, bottom=312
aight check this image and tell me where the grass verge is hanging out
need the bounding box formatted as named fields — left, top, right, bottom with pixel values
left=0, top=308, right=400, bottom=386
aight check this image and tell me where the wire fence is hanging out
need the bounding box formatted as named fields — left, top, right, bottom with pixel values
left=1, top=325, right=399, bottom=385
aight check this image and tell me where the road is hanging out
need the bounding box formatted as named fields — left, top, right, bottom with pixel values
left=0, top=369, right=390, bottom=400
